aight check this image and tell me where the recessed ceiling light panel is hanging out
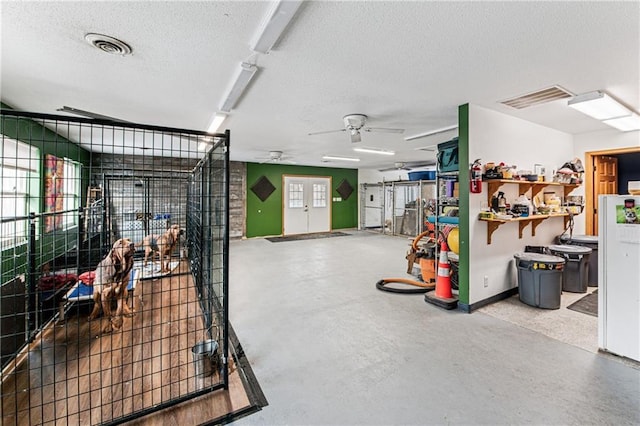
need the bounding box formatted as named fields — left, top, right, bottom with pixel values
left=85, top=33, right=133, bottom=56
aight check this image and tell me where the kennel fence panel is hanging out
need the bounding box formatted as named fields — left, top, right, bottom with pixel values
left=1, top=110, right=229, bottom=425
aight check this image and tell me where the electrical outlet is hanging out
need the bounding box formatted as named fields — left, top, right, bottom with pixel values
left=484, top=276, right=489, bottom=288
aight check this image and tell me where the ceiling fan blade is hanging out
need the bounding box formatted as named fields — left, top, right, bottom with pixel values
left=308, top=129, right=346, bottom=136
left=363, top=127, right=405, bottom=134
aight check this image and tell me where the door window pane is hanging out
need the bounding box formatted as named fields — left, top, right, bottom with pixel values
left=312, top=183, right=326, bottom=208
left=289, top=183, right=303, bottom=208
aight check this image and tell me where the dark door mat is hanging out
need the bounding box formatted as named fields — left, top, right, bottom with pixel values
left=567, top=290, right=598, bottom=317
left=265, top=231, right=350, bottom=242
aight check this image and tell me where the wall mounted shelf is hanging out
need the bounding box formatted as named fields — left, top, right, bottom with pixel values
left=479, top=213, right=570, bottom=244
left=485, top=179, right=579, bottom=206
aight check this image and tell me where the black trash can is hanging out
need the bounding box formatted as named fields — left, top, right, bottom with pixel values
left=514, top=252, right=565, bottom=309
left=548, top=244, right=592, bottom=293
left=558, top=234, right=599, bottom=286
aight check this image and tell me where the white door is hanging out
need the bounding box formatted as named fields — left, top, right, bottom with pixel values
left=283, top=176, right=331, bottom=235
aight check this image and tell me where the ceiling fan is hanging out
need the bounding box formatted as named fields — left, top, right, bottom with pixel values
left=257, top=150, right=296, bottom=164
left=308, top=114, right=404, bottom=143
left=378, top=160, right=436, bottom=172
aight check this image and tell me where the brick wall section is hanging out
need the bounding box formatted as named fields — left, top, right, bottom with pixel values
left=229, top=161, right=246, bottom=238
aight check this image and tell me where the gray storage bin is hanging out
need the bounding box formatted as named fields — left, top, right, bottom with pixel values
left=548, top=244, right=592, bottom=293
left=558, top=234, right=598, bottom=286
left=514, top=253, right=565, bottom=309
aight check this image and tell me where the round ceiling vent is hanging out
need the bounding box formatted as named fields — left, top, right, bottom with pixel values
left=85, top=33, right=133, bottom=56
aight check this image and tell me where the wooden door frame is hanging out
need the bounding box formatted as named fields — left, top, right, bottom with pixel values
left=585, top=146, right=640, bottom=234
left=281, top=174, right=332, bottom=235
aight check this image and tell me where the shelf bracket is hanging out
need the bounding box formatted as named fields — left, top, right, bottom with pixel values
left=487, top=181, right=505, bottom=206
left=518, top=220, right=532, bottom=239
left=486, top=221, right=503, bottom=245
left=531, top=218, right=545, bottom=236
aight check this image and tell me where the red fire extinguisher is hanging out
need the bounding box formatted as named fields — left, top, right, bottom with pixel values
left=470, top=159, right=482, bottom=193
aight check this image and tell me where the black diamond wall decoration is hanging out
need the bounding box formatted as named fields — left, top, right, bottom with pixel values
left=336, top=179, right=354, bottom=200
left=251, top=175, right=276, bottom=202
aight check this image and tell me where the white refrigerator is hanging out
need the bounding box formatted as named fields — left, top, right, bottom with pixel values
left=598, top=195, right=640, bottom=362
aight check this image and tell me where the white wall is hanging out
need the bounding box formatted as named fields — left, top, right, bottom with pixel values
left=468, top=105, right=574, bottom=305
left=358, top=168, right=410, bottom=184
left=572, top=129, right=640, bottom=233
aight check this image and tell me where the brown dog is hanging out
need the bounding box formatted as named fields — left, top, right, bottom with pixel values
left=87, top=238, right=136, bottom=333
left=138, top=224, right=182, bottom=273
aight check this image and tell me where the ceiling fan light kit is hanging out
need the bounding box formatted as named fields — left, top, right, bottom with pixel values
left=309, top=114, right=404, bottom=143
left=568, top=90, right=640, bottom=131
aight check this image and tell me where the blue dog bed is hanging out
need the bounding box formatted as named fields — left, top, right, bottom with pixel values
left=65, top=268, right=140, bottom=302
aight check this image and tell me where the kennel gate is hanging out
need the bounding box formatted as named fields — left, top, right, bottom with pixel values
left=0, top=110, right=230, bottom=425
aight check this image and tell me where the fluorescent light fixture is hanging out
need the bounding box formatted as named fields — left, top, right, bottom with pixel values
left=404, top=124, right=458, bottom=141
left=414, top=145, right=437, bottom=151
left=57, top=106, right=129, bottom=122
left=219, top=62, right=258, bottom=112
left=250, top=0, right=304, bottom=54
left=603, top=113, right=640, bottom=132
left=567, top=91, right=631, bottom=120
left=322, top=155, right=360, bottom=162
left=353, top=147, right=395, bottom=156
left=206, top=113, right=227, bottom=134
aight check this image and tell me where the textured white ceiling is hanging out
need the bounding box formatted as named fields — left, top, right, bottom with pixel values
left=1, top=1, right=638, bottom=169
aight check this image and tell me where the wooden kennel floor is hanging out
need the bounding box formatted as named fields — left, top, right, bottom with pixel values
left=1, top=261, right=255, bottom=425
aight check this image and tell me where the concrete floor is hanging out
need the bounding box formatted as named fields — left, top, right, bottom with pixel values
left=229, top=231, right=639, bottom=425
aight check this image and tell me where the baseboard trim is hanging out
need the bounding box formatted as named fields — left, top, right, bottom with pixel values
left=458, top=287, right=519, bottom=313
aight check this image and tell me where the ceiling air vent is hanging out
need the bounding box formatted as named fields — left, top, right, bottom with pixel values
left=85, top=33, right=133, bottom=56
left=500, top=85, right=573, bottom=109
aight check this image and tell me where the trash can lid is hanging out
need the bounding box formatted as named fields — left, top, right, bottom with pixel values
left=548, top=244, right=592, bottom=254
left=514, top=252, right=565, bottom=264
left=558, top=234, right=598, bottom=244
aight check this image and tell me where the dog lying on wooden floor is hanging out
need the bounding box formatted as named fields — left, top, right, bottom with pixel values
left=137, top=224, right=183, bottom=273
left=88, top=238, right=136, bottom=333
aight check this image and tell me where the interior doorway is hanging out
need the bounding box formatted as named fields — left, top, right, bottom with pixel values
left=282, top=175, right=331, bottom=235
left=585, top=147, right=640, bottom=235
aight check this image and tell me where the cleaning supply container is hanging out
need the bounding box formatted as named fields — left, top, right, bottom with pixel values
left=514, top=253, right=565, bottom=309
left=558, top=234, right=599, bottom=286
left=548, top=244, right=592, bottom=293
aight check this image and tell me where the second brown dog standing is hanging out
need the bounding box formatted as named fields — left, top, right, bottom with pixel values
left=137, top=224, right=182, bottom=273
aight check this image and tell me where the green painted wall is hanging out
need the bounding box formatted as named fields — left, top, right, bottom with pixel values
left=458, top=104, right=470, bottom=305
left=1, top=106, right=92, bottom=283
left=246, top=162, right=358, bottom=237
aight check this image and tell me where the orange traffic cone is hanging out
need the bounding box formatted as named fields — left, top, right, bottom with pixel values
left=435, top=241, right=453, bottom=299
